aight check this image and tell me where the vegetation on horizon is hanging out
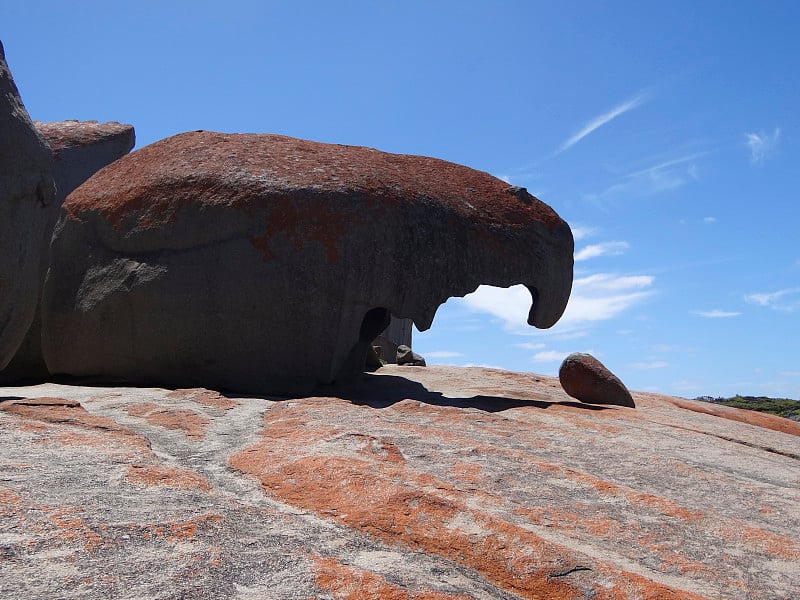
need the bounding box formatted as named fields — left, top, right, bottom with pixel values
left=696, top=395, right=800, bottom=422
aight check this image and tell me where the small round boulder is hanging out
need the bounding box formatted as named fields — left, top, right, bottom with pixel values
left=559, top=353, right=635, bottom=407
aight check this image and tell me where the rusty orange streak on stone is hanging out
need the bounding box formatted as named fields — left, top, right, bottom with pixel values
left=0, top=397, right=150, bottom=451
left=124, top=402, right=209, bottom=440
left=722, top=522, right=800, bottom=560
left=312, top=555, right=471, bottom=600
left=249, top=194, right=351, bottom=264
left=0, top=486, right=24, bottom=505
left=229, top=404, right=704, bottom=600
left=165, top=388, right=239, bottom=410
left=50, top=509, right=104, bottom=551
left=656, top=396, right=800, bottom=437
left=125, top=464, right=213, bottom=492
left=139, top=514, right=222, bottom=544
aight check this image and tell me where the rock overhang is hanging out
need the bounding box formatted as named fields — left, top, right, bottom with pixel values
left=43, top=131, right=574, bottom=392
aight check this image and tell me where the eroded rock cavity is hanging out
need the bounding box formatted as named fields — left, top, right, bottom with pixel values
left=42, top=131, right=573, bottom=393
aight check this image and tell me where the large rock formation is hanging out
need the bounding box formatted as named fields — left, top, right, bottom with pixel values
left=41, top=131, right=573, bottom=394
left=0, top=40, right=55, bottom=369
left=0, top=121, right=135, bottom=382
left=1, top=366, right=797, bottom=598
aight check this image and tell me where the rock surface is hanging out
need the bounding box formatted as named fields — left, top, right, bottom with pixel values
left=396, top=344, right=427, bottom=366
left=41, top=131, right=573, bottom=394
left=2, top=366, right=798, bottom=599
left=559, top=352, right=635, bottom=407
left=1, top=120, right=135, bottom=382
left=0, top=40, right=55, bottom=368
left=35, top=120, right=136, bottom=205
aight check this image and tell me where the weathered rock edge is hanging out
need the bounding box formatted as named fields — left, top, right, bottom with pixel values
left=0, top=40, right=55, bottom=368
left=0, top=120, right=135, bottom=382
left=42, top=131, right=573, bottom=394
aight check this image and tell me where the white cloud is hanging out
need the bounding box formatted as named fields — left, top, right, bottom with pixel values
left=459, top=285, right=535, bottom=330
left=780, top=371, right=800, bottom=377
left=692, top=309, right=741, bottom=318
left=746, top=128, right=780, bottom=165
left=745, top=287, right=800, bottom=312
left=628, top=361, right=669, bottom=370
left=558, top=93, right=646, bottom=153
left=458, top=362, right=506, bottom=370
left=574, top=241, right=629, bottom=262
left=532, top=350, right=572, bottom=363
left=703, top=216, right=716, bottom=224
left=571, top=225, right=595, bottom=241
left=556, top=274, right=654, bottom=330
left=515, top=342, right=545, bottom=350
left=460, top=273, right=654, bottom=334
left=423, top=351, right=464, bottom=359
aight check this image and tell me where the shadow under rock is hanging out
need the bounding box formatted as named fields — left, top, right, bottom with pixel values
left=314, top=373, right=610, bottom=413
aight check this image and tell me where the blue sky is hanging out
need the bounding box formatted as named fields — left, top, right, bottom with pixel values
left=3, top=1, right=798, bottom=399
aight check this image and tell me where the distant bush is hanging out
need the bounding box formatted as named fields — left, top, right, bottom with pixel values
left=699, top=395, right=800, bottom=421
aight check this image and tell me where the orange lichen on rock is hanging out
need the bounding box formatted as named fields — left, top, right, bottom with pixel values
left=125, top=464, right=213, bottom=492
left=722, top=522, right=800, bottom=560
left=50, top=509, right=105, bottom=551
left=659, top=396, right=800, bottom=437
left=124, top=402, right=209, bottom=440
left=229, top=401, right=705, bottom=600
left=312, top=556, right=471, bottom=600
left=0, top=396, right=150, bottom=452
left=139, top=514, right=222, bottom=544
left=165, top=388, right=239, bottom=410
left=0, top=486, right=24, bottom=506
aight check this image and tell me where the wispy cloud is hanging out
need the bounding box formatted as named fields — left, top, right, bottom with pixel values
left=746, top=128, right=780, bottom=165
left=557, top=93, right=646, bottom=154
left=745, top=287, right=800, bottom=312
left=703, top=216, right=716, bottom=224
left=692, top=309, right=741, bottom=318
left=585, top=152, right=707, bottom=202
left=571, top=225, right=595, bottom=241
left=574, top=241, right=629, bottom=262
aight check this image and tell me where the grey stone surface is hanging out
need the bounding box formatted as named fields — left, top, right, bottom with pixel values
left=41, top=131, right=573, bottom=394
left=396, top=344, right=426, bottom=367
left=379, top=315, right=412, bottom=363
left=0, top=121, right=135, bottom=382
left=0, top=40, right=55, bottom=369
left=2, top=366, right=798, bottom=598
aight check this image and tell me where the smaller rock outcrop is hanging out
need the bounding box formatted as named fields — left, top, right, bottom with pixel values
left=34, top=120, right=136, bottom=205
left=396, top=345, right=426, bottom=367
left=0, top=120, right=135, bottom=382
left=559, top=352, right=635, bottom=407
